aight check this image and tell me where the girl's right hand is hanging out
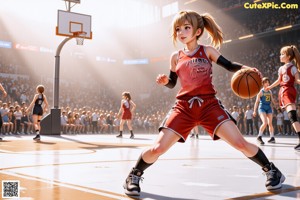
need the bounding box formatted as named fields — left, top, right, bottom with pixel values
left=156, top=74, right=169, bottom=85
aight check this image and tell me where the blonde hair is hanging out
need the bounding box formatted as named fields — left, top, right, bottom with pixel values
left=171, top=10, right=223, bottom=48
left=281, top=45, right=300, bottom=71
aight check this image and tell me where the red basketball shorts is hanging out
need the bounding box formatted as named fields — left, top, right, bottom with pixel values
left=122, top=111, right=132, bottom=120
left=159, top=96, right=234, bottom=142
left=279, top=86, right=296, bottom=108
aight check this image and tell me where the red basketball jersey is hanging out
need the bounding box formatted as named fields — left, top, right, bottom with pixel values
left=175, top=45, right=216, bottom=99
left=122, top=100, right=131, bottom=112
left=278, top=63, right=297, bottom=107
left=279, top=63, right=296, bottom=87
left=121, top=99, right=132, bottom=120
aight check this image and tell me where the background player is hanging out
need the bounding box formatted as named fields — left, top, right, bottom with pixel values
left=253, top=77, right=276, bottom=145
left=116, top=91, right=136, bottom=139
left=267, top=45, right=300, bottom=151
left=26, top=85, right=49, bottom=141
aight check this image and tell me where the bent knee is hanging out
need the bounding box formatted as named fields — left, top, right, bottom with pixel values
left=261, top=121, right=267, bottom=127
left=231, top=139, right=249, bottom=151
left=149, top=144, right=167, bottom=156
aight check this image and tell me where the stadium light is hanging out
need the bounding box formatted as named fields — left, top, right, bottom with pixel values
left=184, top=0, right=198, bottom=5
left=275, top=25, right=292, bottom=31
left=223, top=39, right=232, bottom=43
left=238, top=34, right=253, bottom=40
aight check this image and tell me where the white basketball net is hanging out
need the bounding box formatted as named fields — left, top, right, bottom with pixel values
left=74, top=32, right=87, bottom=45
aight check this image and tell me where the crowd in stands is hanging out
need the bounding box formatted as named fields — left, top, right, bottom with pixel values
left=1, top=5, right=300, bottom=137
left=214, top=0, right=300, bottom=39
left=1, top=38, right=299, bottom=137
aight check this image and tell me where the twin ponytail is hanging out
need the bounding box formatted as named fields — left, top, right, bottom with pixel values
left=282, top=45, right=300, bottom=71
left=290, top=45, right=300, bottom=71
left=201, top=13, right=223, bottom=49
left=172, top=11, right=223, bottom=48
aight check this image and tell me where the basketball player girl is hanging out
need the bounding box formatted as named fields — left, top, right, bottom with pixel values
left=0, top=83, right=7, bottom=141
left=116, top=92, right=136, bottom=139
left=266, top=45, right=300, bottom=151
left=122, top=10, right=285, bottom=197
left=26, top=85, right=49, bottom=141
left=253, top=77, right=276, bottom=145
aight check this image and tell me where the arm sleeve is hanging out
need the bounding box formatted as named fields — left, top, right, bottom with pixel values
left=165, top=70, right=178, bottom=89
left=216, top=55, right=243, bottom=72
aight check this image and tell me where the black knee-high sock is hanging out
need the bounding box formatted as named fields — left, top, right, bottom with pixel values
left=248, top=148, right=270, bottom=167
left=134, top=154, right=153, bottom=172
left=297, top=132, right=300, bottom=142
left=130, top=130, right=133, bottom=135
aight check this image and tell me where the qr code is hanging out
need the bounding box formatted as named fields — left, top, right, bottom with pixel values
left=2, top=180, right=20, bottom=198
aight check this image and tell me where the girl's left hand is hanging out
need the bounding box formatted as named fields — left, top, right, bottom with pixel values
left=252, top=68, right=263, bottom=79
left=242, top=66, right=263, bottom=79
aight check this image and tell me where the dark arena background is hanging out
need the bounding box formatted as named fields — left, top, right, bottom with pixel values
left=0, top=0, right=299, bottom=200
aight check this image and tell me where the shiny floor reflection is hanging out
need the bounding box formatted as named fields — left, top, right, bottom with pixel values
left=0, top=134, right=299, bottom=200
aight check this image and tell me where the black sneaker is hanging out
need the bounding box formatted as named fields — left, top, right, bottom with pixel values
left=268, top=137, right=275, bottom=143
left=124, top=168, right=144, bottom=196
left=257, top=136, right=265, bottom=145
left=295, top=143, right=300, bottom=151
left=0, top=137, right=2, bottom=141
left=116, top=134, right=123, bottom=138
left=262, top=162, right=285, bottom=190
left=33, top=135, right=40, bottom=141
left=196, top=134, right=199, bottom=139
left=130, top=134, right=134, bottom=139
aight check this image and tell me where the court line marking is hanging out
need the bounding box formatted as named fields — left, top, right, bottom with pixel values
left=1, top=170, right=298, bottom=200
left=1, top=159, right=299, bottom=200
left=0, top=149, right=14, bottom=153
left=1, top=136, right=299, bottom=199
left=0, top=171, right=133, bottom=200
left=0, top=149, right=97, bottom=155
left=225, top=186, right=300, bottom=200
left=1, top=157, right=299, bottom=171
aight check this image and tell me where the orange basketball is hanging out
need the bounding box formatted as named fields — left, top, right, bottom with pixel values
left=231, top=69, right=262, bottom=99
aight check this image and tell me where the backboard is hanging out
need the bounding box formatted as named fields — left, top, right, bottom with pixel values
left=56, top=10, right=92, bottom=39
left=62, top=0, right=81, bottom=3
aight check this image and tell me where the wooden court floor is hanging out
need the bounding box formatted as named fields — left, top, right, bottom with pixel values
left=0, top=134, right=299, bottom=200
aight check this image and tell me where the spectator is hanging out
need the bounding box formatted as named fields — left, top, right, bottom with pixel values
left=245, top=105, right=254, bottom=135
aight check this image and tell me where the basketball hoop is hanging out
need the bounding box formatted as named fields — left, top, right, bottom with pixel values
left=73, top=31, right=87, bottom=45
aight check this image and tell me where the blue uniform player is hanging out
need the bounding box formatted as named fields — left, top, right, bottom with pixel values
left=253, top=77, right=276, bottom=145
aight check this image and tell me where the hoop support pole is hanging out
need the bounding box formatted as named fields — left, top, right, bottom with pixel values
left=54, top=37, right=73, bottom=109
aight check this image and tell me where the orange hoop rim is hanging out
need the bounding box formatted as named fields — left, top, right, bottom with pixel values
left=72, top=31, right=87, bottom=38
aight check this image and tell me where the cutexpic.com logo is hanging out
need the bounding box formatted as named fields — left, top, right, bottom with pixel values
left=244, top=2, right=298, bottom=9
